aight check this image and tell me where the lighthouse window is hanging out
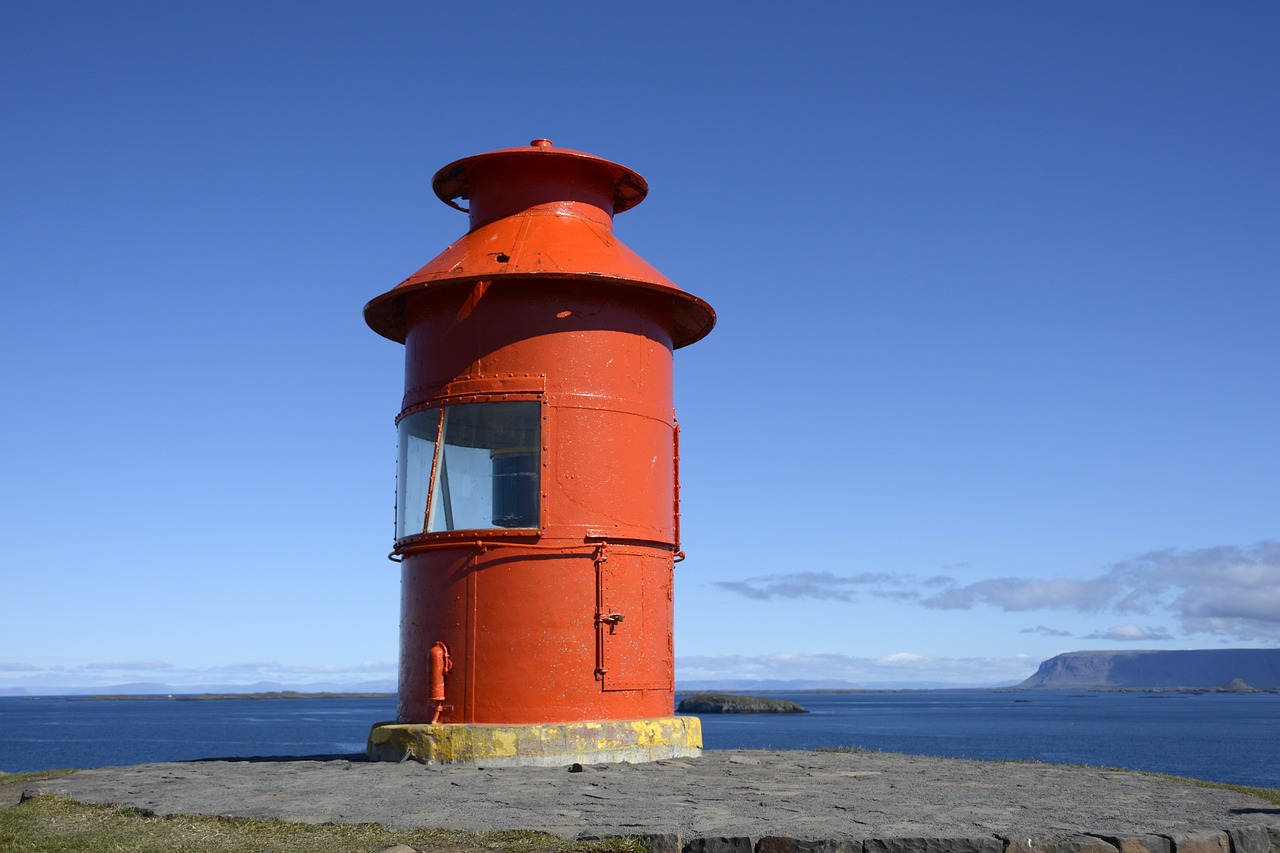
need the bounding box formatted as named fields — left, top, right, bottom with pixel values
left=396, top=400, right=541, bottom=539
left=428, top=401, right=541, bottom=532
left=396, top=408, right=441, bottom=539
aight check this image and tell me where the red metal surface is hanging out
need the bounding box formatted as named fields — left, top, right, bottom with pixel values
left=429, top=641, right=452, bottom=723
left=365, top=140, right=715, bottom=725
left=364, top=142, right=715, bottom=349
left=429, top=642, right=451, bottom=702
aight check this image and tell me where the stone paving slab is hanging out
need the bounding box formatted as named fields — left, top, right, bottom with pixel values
left=26, top=750, right=1280, bottom=852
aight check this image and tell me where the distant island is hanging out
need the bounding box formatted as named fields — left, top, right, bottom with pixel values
left=1016, top=649, right=1280, bottom=690
left=677, top=692, right=808, bottom=714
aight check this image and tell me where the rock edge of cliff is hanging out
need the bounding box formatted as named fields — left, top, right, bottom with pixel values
left=1017, top=648, right=1280, bottom=689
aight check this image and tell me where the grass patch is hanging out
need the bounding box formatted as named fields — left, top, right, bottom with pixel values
left=0, top=770, right=76, bottom=786
left=0, top=791, right=648, bottom=853
left=983, top=760, right=1280, bottom=806
left=1013, top=762, right=1280, bottom=806
left=801, top=752, right=1280, bottom=806
left=1134, top=772, right=1280, bottom=806
left=0, top=770, right=77, bottom=811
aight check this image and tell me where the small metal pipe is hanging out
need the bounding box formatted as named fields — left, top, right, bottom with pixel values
left=593, top=543, right=609, bottom=680
left=673, top=420, right=682, bottom=554
left=429, top=641, right=452, bottom=723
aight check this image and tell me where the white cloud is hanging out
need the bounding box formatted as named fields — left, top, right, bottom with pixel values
left=1114, top=541, right=1280, bottom=640
left=1021, top=625, right=1073, bottom=637
left=922, top=577, right=1117, bottom=612
left=712, top=571, right=899, bottom=603
left=675, top=652, right=1033, bottom=686
left=81, top=660, right=174, bottom=671
left=878, top=652, right=928, bottom=665
left=1084, top=624, right=1172, bottom=642
left=711, top=540, right=1280, bottom=644
left=0, top=659, right=398, bottom=694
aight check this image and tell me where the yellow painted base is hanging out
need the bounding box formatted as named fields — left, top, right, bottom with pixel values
left=366, top=715, right=703, bottom=767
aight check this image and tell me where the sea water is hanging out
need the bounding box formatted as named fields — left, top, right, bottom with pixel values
left=1, top=691, right=1276, bottom=788
left=697, top=690, right=1280, bottom=788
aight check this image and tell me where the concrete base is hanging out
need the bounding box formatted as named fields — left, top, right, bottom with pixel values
left=366, top=715, right=702, bottom=766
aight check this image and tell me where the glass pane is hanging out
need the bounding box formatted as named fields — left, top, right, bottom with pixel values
left=396, top=409, right=440, bottom=539
left=427, top=401, right=540, bottom=532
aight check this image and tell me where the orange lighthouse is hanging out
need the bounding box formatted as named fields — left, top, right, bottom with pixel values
left=364, top=140, right=714, bottom=765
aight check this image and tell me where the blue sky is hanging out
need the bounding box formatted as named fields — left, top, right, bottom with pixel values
left=2, top=1, right=1277, bottom=693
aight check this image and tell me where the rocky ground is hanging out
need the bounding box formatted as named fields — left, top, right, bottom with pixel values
left=26, top=749, right=1280, bottom=852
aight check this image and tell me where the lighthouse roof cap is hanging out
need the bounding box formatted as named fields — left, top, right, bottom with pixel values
left=431, top=139, right=649, bottom=216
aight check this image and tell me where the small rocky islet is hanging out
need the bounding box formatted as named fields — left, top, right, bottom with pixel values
left=676, top=692, right=808, bottom=714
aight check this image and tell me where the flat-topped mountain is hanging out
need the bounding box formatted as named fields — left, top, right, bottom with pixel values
left=1018, top=648, right=1280, bottom=689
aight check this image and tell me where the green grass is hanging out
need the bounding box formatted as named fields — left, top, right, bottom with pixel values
left=0, top=773, right=648, bottom=853
left=807, top=751, right=1280, bottom=806
left=0, top=770, right=76, bottom=786
left=1135, top=772, right=1280, bottom=806
left=1005, top=762, right=1280, bottom=806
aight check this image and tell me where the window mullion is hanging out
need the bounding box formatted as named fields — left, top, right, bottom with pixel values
left=422, top=407, right=446, bottom=533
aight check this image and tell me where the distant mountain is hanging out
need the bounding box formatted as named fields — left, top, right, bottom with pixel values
left=1017, top=649, right=1280, bottom=690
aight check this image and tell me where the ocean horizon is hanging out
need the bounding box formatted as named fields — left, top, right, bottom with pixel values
left=2, top=690, right=1277, bottom=789
left=0, top=679, right=1021, bottom=698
